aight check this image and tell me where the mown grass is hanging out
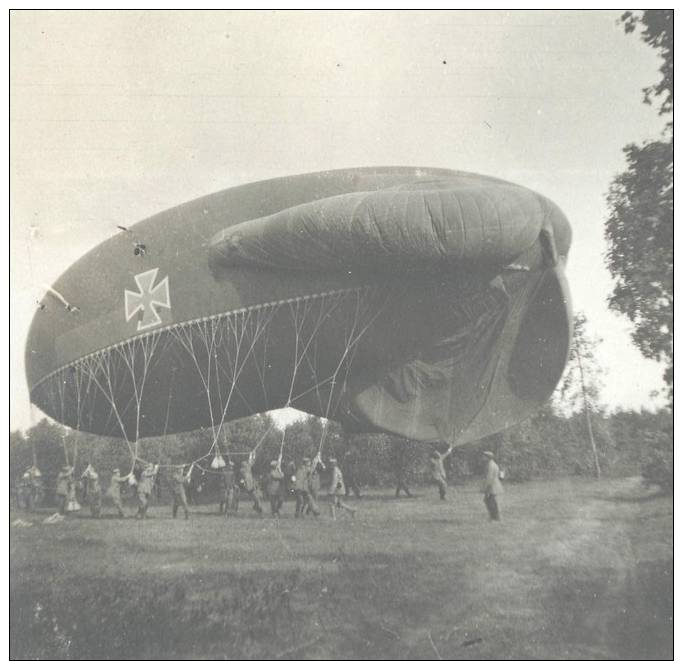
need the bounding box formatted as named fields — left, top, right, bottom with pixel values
left=10, top=477, right=672, bottom=659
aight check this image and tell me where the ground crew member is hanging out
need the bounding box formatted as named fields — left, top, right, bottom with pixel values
left=55, top=465, right=73, bottom=515
left=83, top=465, right=102, bottom=518
left=238, top=451, right=263, bottom=515
left=294, top=457, right=313, bottom=518
left=20, top=470, right=34, bottom=511
left=284, top=460, right=297, bottom=507
left=482, top=451, right=503, bottom=521
left=306, top=454, right=323, bottom=516
left=169, top=465, right=191, bottom=519
left=30, top=467, right=45, bottom=509
left=266, top=460, right=285, bottom=517
left=430, top=445, right=453, bottom=500
left=66, top=470, right=80, bottom=513
left=328, top=457, right=356, bottom=519
left=394, top=462, right=413, bottom=498
left=135, top=463, right=158, bottom=519
left=342, top=447, right=362, bottom=498
left=108, top=469, right=127, bottom=518
left=219, top=460, right=238, bottom=516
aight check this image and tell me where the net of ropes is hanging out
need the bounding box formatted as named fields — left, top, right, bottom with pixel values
left=34, top=285, right=389, bottom=478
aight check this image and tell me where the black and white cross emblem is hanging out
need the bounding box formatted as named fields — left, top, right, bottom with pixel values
left=124, top=268, right=171, bottom=331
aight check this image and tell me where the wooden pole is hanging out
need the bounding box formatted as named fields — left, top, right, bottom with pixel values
left=576, top=349, right=601, bottom=479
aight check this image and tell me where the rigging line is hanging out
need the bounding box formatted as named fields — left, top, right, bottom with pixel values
left=168, top=323, right=218, bottom=435
left=115, top=343, right=142, bottom=437
left=299, top=293, right=347, bottom=411
left=249, top=318, right=270, bottom=407
left=82, top=352, right=137, bottom=469
left=134, top=333, right=162, bottom=440
left=116, top=333, right=161, bottom=442
left=284, top=297, right=320, bottom=390
left=320, top=289, right=366, bottom=420
left=73, top=362, right=95, bottom=432
left=53, top=369, right=78, bottom=467
left=278, top=429, right=285, bottom=462
left=284, top=293, right=342, bottom=407
left=165, top=314, right=242, bottom=459
left=204, top=312, right=248, bottom=452
left=196, top=318, right=220, bottom=424
left=162, top=368, right=176, bottom=437
left=218, top=371, right=258, bottom=417
left=249, top=335, right=270, bottom=409
left=317, top=287, right=388, bottom=450
left=209, top=319, right=225, bottom=433
left=331, top=293, right=378, bottom=419
left=251, top=418, right=277, bottom=453
left=212, top=307, right=277, bottom=444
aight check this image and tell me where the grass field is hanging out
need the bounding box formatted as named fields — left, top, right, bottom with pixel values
left=10, top=477, right=672, bottom=660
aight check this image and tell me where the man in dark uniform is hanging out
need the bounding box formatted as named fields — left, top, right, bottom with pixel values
left=266, top=459, right=285, bottom=517
left=238, top=451, right=263, bottom=515
left=55, top=465, right=73, bottom=515
left=170, top=465, right=191, bottom=519
left=219, top=459, right=238, bottom=516
left=83, top=465, right=102, bottom=518
left=294, top=457, right=313, bottom=518
left=342, top=447, right=362, bottom=498
left=108, top=468, right=127, bottom=518
left=135, top=463, right=158, bottom=519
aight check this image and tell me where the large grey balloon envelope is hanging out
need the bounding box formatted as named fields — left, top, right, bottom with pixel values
left=26, top=167, right=572, bottom=445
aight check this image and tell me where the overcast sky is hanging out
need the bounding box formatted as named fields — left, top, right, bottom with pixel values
left=10, top=9, right=668, bottom=431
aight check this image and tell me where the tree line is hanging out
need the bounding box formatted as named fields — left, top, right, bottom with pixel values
left=10, top=399, right=672, bottom=508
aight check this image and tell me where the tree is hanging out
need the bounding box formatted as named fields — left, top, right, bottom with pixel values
left=605, top=10, right=673, bottom=400
left=621, top=10, right=672, bottom=119
left=559, top=313, right=604, bottom=478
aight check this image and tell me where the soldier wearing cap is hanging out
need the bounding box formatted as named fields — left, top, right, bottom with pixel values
left=169, top=465, right=191, bottom=519
left=284, top=460, right=297, bottom=499
left=294, top=457, right=313, bottom=518
left=135, top=463, right=158, bottom=519
left=429, top=445, right=453, bottom=500
left=342, top=446, right=362, bottom=498
left=238, top=451, right=263, bottom=515
left=55, top=465, right=74, bottom=515
left=19, top=470, right=34, bottom=511
left=482, top=451, right=503, bottom=521
left=328, top=457, right=356, bottom=519
left=108, top=468, right=128, bottom=518
left=266, top=459, right=285, bottom=517
left=219, top=459, right=238, bottom=517
left=84, top=465, right=102, bottom=518
left=305, top=454, right=323, bottom=517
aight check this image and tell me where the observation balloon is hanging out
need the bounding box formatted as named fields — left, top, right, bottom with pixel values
left=25, top=167, right=572, bottom=446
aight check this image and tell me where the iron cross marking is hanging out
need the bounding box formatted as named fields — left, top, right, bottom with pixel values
left=125, top=268, right=171, bottom=331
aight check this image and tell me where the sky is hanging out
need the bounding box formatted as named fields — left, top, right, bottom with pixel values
left=9, top=9, right=669, bottom=431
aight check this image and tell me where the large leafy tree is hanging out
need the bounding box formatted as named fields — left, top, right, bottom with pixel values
left=605, top=10, right=673, bottom=398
